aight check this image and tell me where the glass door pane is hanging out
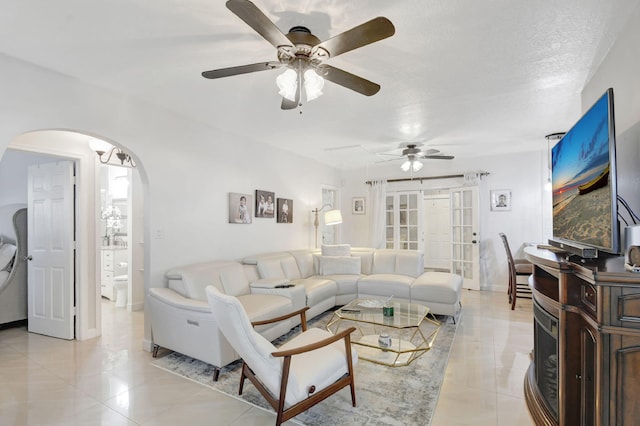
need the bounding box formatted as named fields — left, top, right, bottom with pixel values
left=450, top=186, right=480, bottom=290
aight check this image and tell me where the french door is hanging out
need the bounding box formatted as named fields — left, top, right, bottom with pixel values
left=450, top=186, right=480, bottom=290
left=385, top=191, right=422, bottom=251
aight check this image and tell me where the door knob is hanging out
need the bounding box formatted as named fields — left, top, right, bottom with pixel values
left=24, top=255, right=33, bottom=261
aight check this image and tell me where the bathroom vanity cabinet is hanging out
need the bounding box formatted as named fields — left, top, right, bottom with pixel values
left=101, top=247, right=128, bottom=300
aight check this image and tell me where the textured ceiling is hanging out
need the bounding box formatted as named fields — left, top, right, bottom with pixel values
left=2, top=0, right=638, bottom=169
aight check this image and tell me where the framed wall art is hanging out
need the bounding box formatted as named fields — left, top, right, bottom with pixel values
left=490, top=189, right=511, bottom=211
left=255, top=189, right=275, bottom=218
left=352, top=197, right=365, bottom=215
left=229, top=192, right=253, bottom=223
left=277, top=198, right=293, bottom=223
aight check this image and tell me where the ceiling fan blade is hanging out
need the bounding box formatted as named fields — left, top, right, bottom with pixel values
left=317, top=65, right=380, bottom=96
left=375, top=157, right=402, bottom=164
left=313, top=17, right=395, bottom=59
left=422, top=155, right=455, bottom=160
left=202, top=61, right=282, bottom=79
left=226, top=0, right=293, bottom=49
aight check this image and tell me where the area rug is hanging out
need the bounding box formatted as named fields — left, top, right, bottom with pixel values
left=151, top=310, right=457, bottom=426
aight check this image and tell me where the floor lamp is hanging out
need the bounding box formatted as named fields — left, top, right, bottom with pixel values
left=313, top=204, right=343, bottom=248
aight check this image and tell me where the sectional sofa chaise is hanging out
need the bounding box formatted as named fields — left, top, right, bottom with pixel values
left=148, top=245, right=463, bottom=379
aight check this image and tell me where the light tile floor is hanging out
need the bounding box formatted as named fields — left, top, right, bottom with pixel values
left=0, top=290, right=534, bottom=425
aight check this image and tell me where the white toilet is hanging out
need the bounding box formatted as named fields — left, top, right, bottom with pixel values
left=113, top=275, right=129, bottom=308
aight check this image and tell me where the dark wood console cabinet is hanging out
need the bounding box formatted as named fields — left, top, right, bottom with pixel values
left=524, top=247, right=640, bottom=426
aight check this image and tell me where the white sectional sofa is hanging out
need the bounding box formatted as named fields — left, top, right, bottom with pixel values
left=148, top=245, right=463, bottom=379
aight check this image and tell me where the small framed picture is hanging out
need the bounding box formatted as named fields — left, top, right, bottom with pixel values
left=229, top=192, right=253, bottom=223
left=491, top=189, right=511, bottom=211
left=255, top=190, right=275, bottom=218
left=277, top=198, right=293, bottom=223
left=352, top=197, right=365, bottom=215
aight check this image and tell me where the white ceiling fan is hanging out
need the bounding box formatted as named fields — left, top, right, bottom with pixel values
left=377, top=143, right=454, bottom=171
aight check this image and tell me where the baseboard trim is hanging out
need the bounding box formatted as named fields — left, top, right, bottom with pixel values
left=142, top=338, right=154, bottom=352
left=128, top=302, right=144, bottom=312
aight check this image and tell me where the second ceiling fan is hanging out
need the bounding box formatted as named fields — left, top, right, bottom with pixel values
left=378, top=144, right=455, bottom=172
left=201, top=0, right=395, bottom=109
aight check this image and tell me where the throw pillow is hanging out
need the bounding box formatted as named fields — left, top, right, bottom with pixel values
left=318, top=256, right=361, bottom=275
left=321, top=244, right=351, bottom=256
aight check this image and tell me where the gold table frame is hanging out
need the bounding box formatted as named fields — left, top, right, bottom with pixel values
left=326, top=298, right=441, bottom=367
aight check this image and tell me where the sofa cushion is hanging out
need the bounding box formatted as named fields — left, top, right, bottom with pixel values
left=219, top=264, right=251, bottom=296
left=321, top=244, right=351, bottom=256
left=165, top=261, right=235, bottom=301
left=289, top=249, right=318, bottom=278
left=351, top=249, right=374, bottom=275
left=371, top=251, right=396, bottom=274
left=237, top=293, right=292, bottom=323
left=411, top=272, right=463, bottom=305
left=357, top=274, right=413, bottom=299
left=257, top=258, right=286, bottom=280
left=395, top=251, right=424, bottom=277
left=292, top=277, right=337, bottom=307
left=318, top=256, right=361, bottom=275
left=371, top=250, right=424, bottom=277
left=281, top=256, right=302, bottom=280
left=318, top=274, right=359, bottom=296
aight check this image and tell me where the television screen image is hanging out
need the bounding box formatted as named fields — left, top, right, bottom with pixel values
left=551, top=88, right=618, bottom=254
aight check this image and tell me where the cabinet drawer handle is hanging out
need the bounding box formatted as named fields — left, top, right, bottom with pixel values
left=186, top=319, right=199, bottom=327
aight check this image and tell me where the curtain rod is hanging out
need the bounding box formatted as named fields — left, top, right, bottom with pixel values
left=365, top=171, right=489, bottom=185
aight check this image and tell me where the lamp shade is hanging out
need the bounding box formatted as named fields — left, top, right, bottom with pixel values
left=276, top=69, right=298, bottom=101
left=303, top=69, right=324, bottom=101
left=324, top=209, right=343, bottom=226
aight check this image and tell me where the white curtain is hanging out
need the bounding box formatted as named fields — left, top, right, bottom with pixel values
left=369, top=179, right=388, bottom=248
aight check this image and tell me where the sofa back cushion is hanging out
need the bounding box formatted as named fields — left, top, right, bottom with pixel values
left=256, top=258, right=286, bottom=279
left=251, top=253, right=302, bottom=281
left=351, top=247, right=375, bottom=275
left=321, top=244, right=351, bottom=256
left=219, top=264, right=252, bottom=297
left=318, top=256, right=362, bottom=275
left=371, top=250, right=424, bottom=278
left=165, top=261, right=249, bottom=301
left=289, top=249, right=319, bottom=278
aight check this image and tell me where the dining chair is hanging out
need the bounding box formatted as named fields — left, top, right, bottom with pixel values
left=499, top=233, right=533, bottom=309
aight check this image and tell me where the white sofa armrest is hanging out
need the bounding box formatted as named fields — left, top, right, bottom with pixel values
left=149, top=287, right=211, bottom=313
left=249, top=278, right=291, bottom=289
left=250, top=282, right=307, bottom=312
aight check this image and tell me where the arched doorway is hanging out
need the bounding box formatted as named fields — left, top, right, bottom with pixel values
left=1, top=129, right=145, bottom=340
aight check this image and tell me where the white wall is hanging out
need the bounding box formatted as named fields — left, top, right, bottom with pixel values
left=340, top=148, right=549, bottom=291
left=0, top=55, right=340, bottom=348
left=582, top=3, right=640, bottom=244
left=0, top=150, right=60, bottom=205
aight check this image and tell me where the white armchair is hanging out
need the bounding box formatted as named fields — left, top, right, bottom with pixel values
left=205, top=286, right=358, bottom=426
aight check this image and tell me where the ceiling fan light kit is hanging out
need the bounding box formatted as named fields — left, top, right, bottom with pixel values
left=201, top=0, right=395, bottom=109
left=401, top=156, right=424, bottom=172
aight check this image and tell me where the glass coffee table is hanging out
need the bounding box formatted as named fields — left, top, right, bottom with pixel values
left=326, top=298, right=441, bottom=367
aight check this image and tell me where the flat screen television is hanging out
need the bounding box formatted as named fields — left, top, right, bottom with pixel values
left=549, top=88, right=619, bottom=258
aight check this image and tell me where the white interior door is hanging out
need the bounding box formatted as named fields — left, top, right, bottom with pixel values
left=450, top=186, right=480, bottom=290
left=27, top=161, right=75, bottom=339
left=423, top=193, right=451, bottom=270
